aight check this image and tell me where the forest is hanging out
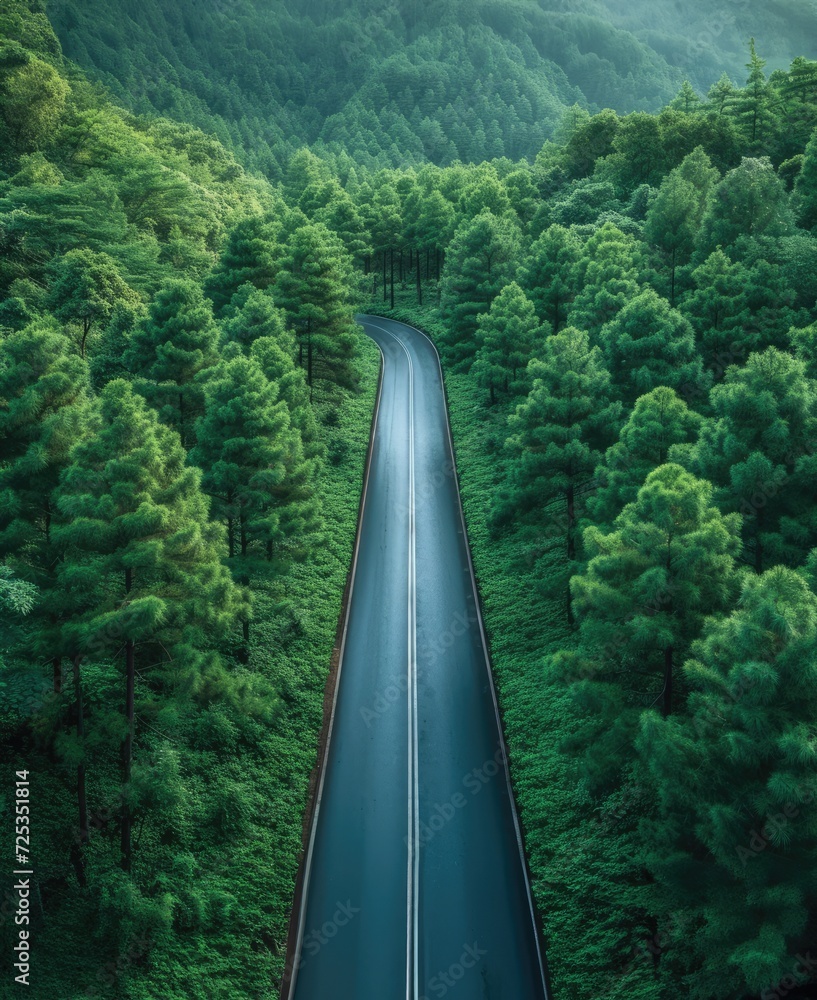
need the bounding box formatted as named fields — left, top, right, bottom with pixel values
left=2, top=0, right=817, bottom=997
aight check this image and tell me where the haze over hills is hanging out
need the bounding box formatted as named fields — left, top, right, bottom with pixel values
left=45, top=0, right=817, bottom=173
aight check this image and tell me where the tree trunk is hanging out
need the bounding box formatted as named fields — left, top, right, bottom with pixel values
left=121, top=568, right=134, bottom=873
left=426, top=247, right=430, bottom=281
left=72, top=653, right=88, bottom=887
left=383, top=249, right=388, bottom=302
left=567, top=483, right=576, bottom=626
left=81, top=318, right=91, bottom=359
left=178, top=391, right=186, bottom=448
left=53, top=656, right=62, bottom=695
left=662, top=645, right=673, bottom=717
left=416, top=249, right=423, bottom=306
left=390, top=248, right=395, bottom=309
left=307, top=329, right=313, bottom=402
left=436, top=247, right=441, bottom=281
left=670, top=247, right=677, bottom=307
left=399, top=249, right=403, bottom=284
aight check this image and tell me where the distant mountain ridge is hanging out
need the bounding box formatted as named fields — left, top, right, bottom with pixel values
left=42, top=0, right=817, bottom=173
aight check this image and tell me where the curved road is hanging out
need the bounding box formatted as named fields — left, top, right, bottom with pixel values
left=290, top=317, right=549, bottom=1000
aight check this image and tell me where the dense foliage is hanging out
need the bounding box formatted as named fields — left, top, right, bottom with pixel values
left=42, top=0, right=817, bottom=173
left=3, top=0, right=817, bottom=998
left=0, top=6, right=379, bottom=997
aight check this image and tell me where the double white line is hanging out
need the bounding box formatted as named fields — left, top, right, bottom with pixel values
left=372, top=323, right=420, bottom=1000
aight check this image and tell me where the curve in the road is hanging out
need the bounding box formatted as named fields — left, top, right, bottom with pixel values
left=286, top=316, right=550, bottom=1000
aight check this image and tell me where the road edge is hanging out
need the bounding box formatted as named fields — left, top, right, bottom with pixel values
left=278, top=335, right=385, bottom=1000
left=363, top=313, right=554, bottom=1000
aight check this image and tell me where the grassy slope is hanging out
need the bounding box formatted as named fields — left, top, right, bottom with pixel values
left=370, top=291, right=661, bottom=1000
left=0, top=336, right=380, bottom=1000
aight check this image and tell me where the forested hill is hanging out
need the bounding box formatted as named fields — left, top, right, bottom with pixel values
left=42, top=0, right=817, bottom=174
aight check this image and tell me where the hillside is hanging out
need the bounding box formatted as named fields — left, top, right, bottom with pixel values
left=44, top=0, right=817, bottom=174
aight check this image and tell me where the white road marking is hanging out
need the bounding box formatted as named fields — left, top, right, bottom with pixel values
left=376, top=316, right=553, bottom=1000
left=367, top=321, right=420, bottom=1000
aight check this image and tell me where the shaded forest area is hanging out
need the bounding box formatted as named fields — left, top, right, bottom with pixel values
left=2, top=0, right=817, bottom=998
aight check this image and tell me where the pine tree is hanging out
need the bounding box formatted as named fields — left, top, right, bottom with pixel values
left=55, top=380, right=242, bottom=872
left=669, top=81, right=702, bottom=114
left=793, top=127, right=817, bottom=231
left=677, top=348, right=817, bottom=572
left=680, top=249, right=750, bottom=375
left=221, top=285, right=288, bottom=353
left=599, top=288, right=708, bottom=406
left=696, top=158, right=794, bottom=258
left=518, top=224, right=581, bottom=331
left=589, top=388, right=702, bottom=529
left=707, top=73, right=736, bottom=116
left=439, top=210, right=520, bottom=365
left=125, top=279, right=220, bottom=447
left=190, top=355, right=320, bottom=565
left=273, top=222, right=359, bottom=394
left=644, top=147, right=719, bottom=306
left=644, top=173, right=699, bottom=305
left=734, top=39, right=776, bottom=152
left=572, top=464, right=741, bottom=719
left=0, top=320, right=90, bottom=695
left=204, top=215, right=280, bottom=317
left=473, top=282, right=545, bottom=405
left=46, top=249, right=140, bottom=358
left=250, top=335, right=322, bottom=461
left=568, top=223, right=642, bottom=336
left=636, top=566, right=817, bottom=999
left=504, top=327, right=621, bottom=622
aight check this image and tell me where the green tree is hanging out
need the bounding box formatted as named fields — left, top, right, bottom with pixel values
left=599, top=288, right=708, bottom=405
left=793, top=127, right=817, bottom=231
left=504, top=327, right=621, bottom=622
left=125, top=280, right=220, bottom=447
left=190, top=356, right=320, bottom=646
left=733, top=39, right=776, bottom=152
left=439, top=211, right=520, bottom=365
left=56, top=380, right=241, bottom=871
left=273, top=222, right=359, bottom=394
left=676, top=348, right=817, bottom=572
left=0, top=320, right=90, bottom=693
left=568, top=223, right=642, bottom=336
left=221, top=285, right=288, bottom=353
left=696, top=158, right=794, bottom=258
left=204, top=215, right=280, bottom=317
left=0, top=46, right=68, bottom=154
left=636, top=566, right=817, bottom=999
left=588, top=388, right=702, bottom=529
left=46, top=249, right=140, bottom=358
left=473, top=282, right=545, bottom=405
left=572, top=464, right=741, bottom=719
left=518, top=224, right=581, bottom=331
left=644, top=147, right=718, bottom=305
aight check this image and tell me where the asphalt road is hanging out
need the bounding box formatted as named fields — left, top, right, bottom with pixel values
left=290, top=316, right=548, bottom=1000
